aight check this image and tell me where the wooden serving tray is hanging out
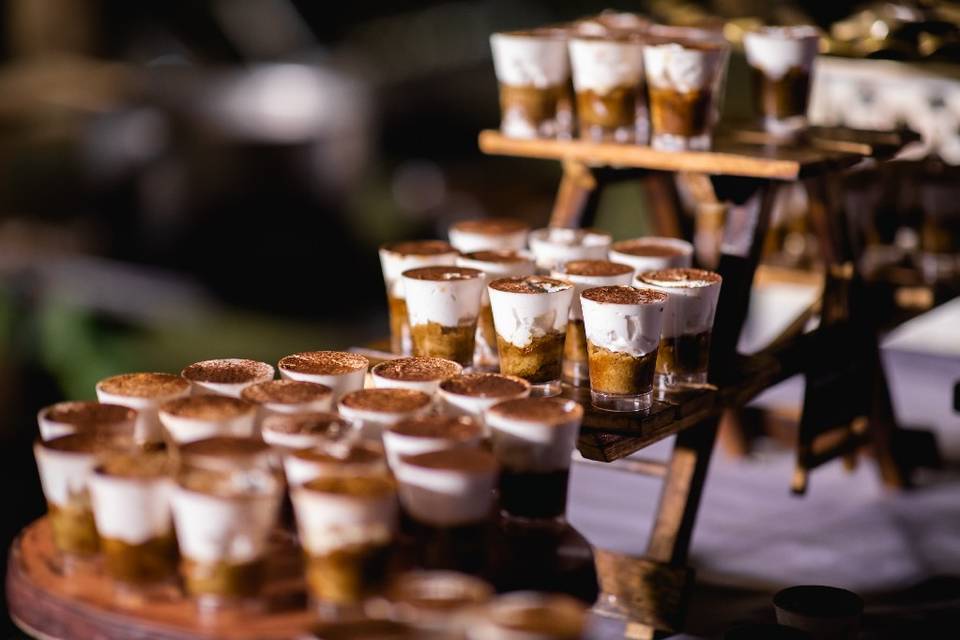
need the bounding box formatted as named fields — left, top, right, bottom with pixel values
left=6, top=518, right=315, bottom=640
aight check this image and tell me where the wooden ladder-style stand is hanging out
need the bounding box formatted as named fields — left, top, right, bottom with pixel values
left=478, top=127, right=925, bottom=639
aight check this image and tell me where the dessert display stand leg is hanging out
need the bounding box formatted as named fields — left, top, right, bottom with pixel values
left=549, top=160, right=598, bottom=229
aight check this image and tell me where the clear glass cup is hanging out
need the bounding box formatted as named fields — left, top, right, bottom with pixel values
left=95, top=373, right=190, bottom=446
left=338, top=388, right=433, bottom=441
left=284, top=441, right=388, bottom=488
left=37, top=400, right=138, bottom=442
left=402, top=266, right=486, bottom=367
left=527, top=227, right=611, bottom=272
left=580, top=285, right=667, bottom=411
left=180, top=358, right=274, bottom=398
left=278, top=350, right=369, bottom=403
left=379, top=241, right=459, bottom=355
left=158, top=395, right=257, bottom=446
left=382, top=415, right=483, bottom=469
left=569, top=35, right=647, bottom=143
left=488, top=276, right=575, bottom=397
left=607, top=237, right=694, bottom=273
left=467, top=592, right=587, bottom=640
left=490, top=30, right=570, bottom=139
left=636, top=268, right=722, bottom=389
left=261, top=412, right=352, bottom=452
left=644, top=41, right=730, bottom=151
left=437, top=373, right=531, bottom=423
left=240, top=379, right=333, bottom=424
left=369, top=570, right=493, bottom=634
left=743, top=26, right=821, bottom=138
left=448, top=218, right=530, bottom=254
left=371, top=356, right=463, bottom=396
left=550, top=260, right=635, bottom=387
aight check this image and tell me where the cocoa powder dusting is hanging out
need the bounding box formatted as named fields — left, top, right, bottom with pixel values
left=402, top=447, right=497, bottom=473
left=440, top=373, right=529, bottom=397
left=382, top=240, right=455, bottom=256
left=463, top=250, right=531, bottom=264
left=639, top=268, right=721, bottom=288
left=403, top=266, right=483, bottom=281
left=160, top=395, right=253, bottom=420
left=182, top=359, right=273, bottom=384
left=98, top=373, right=189, bottom=398
left=389, top=415, right=481, bottom=440
left=452, top=218, right=529, bottom=235
left=582, top=285, right=667, bottom=305
left=563, top=260, right=633, bottom=277
left=262, top=412, right=348, bottom=435
left=489, top=397, right=584, bottom=424
left=374, top=357, right=461, bottom=381
left=613, top=239, right=687, bottom=257
left=241, top=380, right=331, bottom=404
left=340, top=388, right=431, bottom=412
left=279, top=351, right=369, bottom=375
left=45, top=401, right=135, bottom=426
left=489, top=276, right=571, bottom=294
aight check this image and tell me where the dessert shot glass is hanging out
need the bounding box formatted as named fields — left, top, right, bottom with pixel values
left=96, top=373, right=191, bottom=445
left=37, top=400, right=138, bottom=443
left=240, top=379, right=333, bottom=423
left=644, top=41, right=729, bottom=151
left=181, top=358, right=275, bottom=398
left=338, top=388, right=433, bottom=441
left=401, top=266, right=486, bottom=367
left=158, top=395, right=257, bottom=446
left=382, top=415, right=483, bottom=469
left=528, top=227, right=612, bottom=271
left=580, top=285, right=667, bottom=412
left=468, top=591, right=587, bottom=640
left=284, top=441, right=388, bottom=487
left=292, top=473, right=398, bottom=621
left=744, top=26, right=821, bottom=138
left=278, top=351, right=370, bottom=402
left=569, top=34, right=646, bottom=143
left=448, top=218, right=530, bottom=253
left=490, top=30, right=570, bottom=139
left=608, top=237, right=694, bottom=273
left=379, top=241, right=459, bottom=356
left=437, top=373, right=532, bottom=422
left=637, top=268, right=722, bottom=390
left=488, top=276, right=575, bottom=397
left=261, top=412, right=353, bottom=451
left=550, top=260, right=635, bottom=387
left=369, top=571, right=493, bottom=633
left=486, top=398, right=583, bottom=522
left=371, top=357, right=463, bottom=396
left=457, top=250, right=536, bottom=371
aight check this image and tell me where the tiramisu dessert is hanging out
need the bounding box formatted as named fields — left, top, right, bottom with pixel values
left=457, top=251, right=536, bottom=370
left=181, top=358, right=275, bottom=398
left=240, top=379, right=333, bottom=420
left=88, top=452, right=177, bottom=588
left=171, top=462, right=283, bottom=607
left=637, top=268, right=722, bottom=389
left=643, top=41, right=729, bottom=151
left=393, top=448, right=498, bottom=573
left=571, top=11, right=651, bottom=37
left=580, top=286, right=667, bottom=412
left=527, top=227, right=612, bottom=271
left=448, top=218, right=530, bottom=253
left=402, top=266, right=485, bottom=367
left=95, top=373, right=190, bottom=445
left=490, top=29, right=570, bottom=139
left=378, top=571, right=493, bottom=631
left=37, top=400, right=138, bottom=444
left=338, top=388, right=433, bottom=440
left=177, top=436, right=278, bottom=474
left=379, top=241, right=459, bottom=355
left=158, top=395, right=257, bottom=445
left=284, top=442, right=388, bottom=487
left=568, top=34, right=646, bottom=143
left=471, top=592, right=587, bottom=640
left=550, top=260, right=635, bottom=387
left=488, top=276, right=575, bottom=396
left=437, top=372, right=531, bottom=419
left=261, top=412, right=352, bottom=451
left=371, top=356, right=463, bottom=395
left=278, top=350, right=370, bottom=401
left=743, top=26, right=821, bottom=137
left=383, top=415, right=483, bottom=469
left=608, top=237, right=694, bottom=273
left=485, top=398, right=583, bottom=521
left=292, top=474, right=398, bottom=617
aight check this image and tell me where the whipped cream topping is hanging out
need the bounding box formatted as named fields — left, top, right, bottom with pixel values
left=379, top=244, right=459, bottom=300
left=437, top=374, right=531, bottom=421
left=394, top=450, right=497, bottom=526
left=449, top=220, right=529, bottom=253
left=638, top=270, right=722, bottom=338
left=457, top=252, right=536, bottom=306
left=33, top=442, right=98, bottom=507
left=292, top=484, right=397, bottom=555
left=96, top=382, right=188, bottom=446
left=485, top=399, right=583, bottom=472
left=643, top=43, right=726, bottom=93
left=181, top=359, right=275, bottom=398
left=608, top=237, right=693, bottom=273
left=744, top=26, right=820, bottom=80
left=283, top=446, right=388, bottom=487
left=403, top=269, right=485, bottom=328
left=158, top=399, right=257, bottom=445
left=580, top=287, right=666, bottom=357
left=278, top=353, right=368, bottom=403
left=338, top=392, right=432, bottom=441
left=382, top=418, right=482, bottom=469
left=488, top=278, right=574, bottom=348
left=551, top=265, right=634, bottom=321
left=490, top=32, right=569, bottom=89
left=89, top=473, right=173, bottom=544
left=569, top=37, right=644, bottom=95
left=528, top=227, right=612, bottom=270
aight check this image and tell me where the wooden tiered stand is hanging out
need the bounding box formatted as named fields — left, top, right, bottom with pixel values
left=478, top=127, right=925, bottom=639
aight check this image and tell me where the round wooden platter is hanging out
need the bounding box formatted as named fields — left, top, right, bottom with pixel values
left=6, top=518, right=317, bottom=640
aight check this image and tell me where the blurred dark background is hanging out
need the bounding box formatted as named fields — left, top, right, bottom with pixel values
left=0, top=0, right=908, bottom=634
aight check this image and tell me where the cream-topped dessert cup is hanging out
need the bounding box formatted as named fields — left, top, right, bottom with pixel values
left=374, top=571, right=493, bottom=633
left=96, top=373, right=190, bottom=445
left=401, top=266, right=485, bottom=368
left=283, top=442, right=388, bottom=487
left=437, top=373, right=532, bottom=425
left=581, top=286, right=667, bottom=412
left=744, top=26, right=821, bottom=138
left=382, top=415, right=483, bottom=469
left=338, top=388, right=433, bottom=441
left=180, top=358, right=274, bottom=398
left=527, top=227, right=612, bottom=271
left=644, top=42, right=729, bottom=151
left=468, top=592, right=587, bottom=640
left=637, top=268, right=722, bottom=390
left=292, top=474, right=398, bottom=619
left=278, top=351, right=370, bottom=402
left=569, top=35, right=646, bottom=143
left=490, top=30, right=570, bottom=140
left=261, top=412, right=353, bottom=451
left=551, top=260, right=635, bottom=387
left=448, top=218, right=530, bottom=253
left=370, top=357, right=462, bottom=396
left=488, top=276, right=574, bottom=397
left=608, top=237, right=694, bottom=273
left=37, top=400, right=138, bottom=445
left=158, top=395, right=257, bottom=446
left=379, top=241, right=459, bottom=355
left=240, top=379, right=333, bottom=425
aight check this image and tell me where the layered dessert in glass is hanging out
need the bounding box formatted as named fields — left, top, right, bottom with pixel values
left=371, top=356, right=463, bottom=396
left=528, top=227, right=612, bottom=271
left=743, top=26, right=821, bottom=138
left=469, top=592, right=586, bottom=640
left=437, top=372, right=531, bottom=421
left=37, top=400, right=137, bottom=444
left=378, top=241, right=458, bottom=355
left=644, top=41, right=729, bottom=151
left=457, top=250, right=536, bottom=370
left=240, top=379, right=333, bottom=420
left=292, top=473, right=398, bottom=620
left=338, top=388, right=432, bottom=440
left=488, top=276, right=574, bottom=397
left=448, top=218, right=530, bottom=253
left=486, top=398, right=583, bottom=522
left=490, top=29, right=570, bottom=139
left=96, top=373, right=190, bottom=445
left=158, top=395, right=257, bottom=445
left=608, top=237, right=694, bottom=273
left=284, top=442, right=388, bottom=487
left=278, top=350, right=370, bottom=402
left=262, top=412, right=352, bottom=451
left=637, top=268, right=722, bottom=389
left=373, top=571, right=493, bottom=633
left=181, top=358, right=275, bottom=398
left=402, top=266, right=485, bottom=367
left=580, top=285, right=667, bottom=412
left=382, top=415, right=483, bottom=469
left=569, top=34, right=646, bottom=143
left=550, top=260, right=635, bottom=387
